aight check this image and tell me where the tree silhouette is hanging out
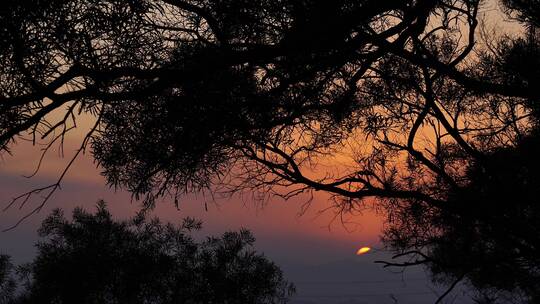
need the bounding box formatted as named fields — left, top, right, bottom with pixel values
left=1, top=0, right=539, bottom=302
left=382, top=132, right=540, bottom=303
left=10, top=201, right=294, bottom=304
left=0, top=255, right=16, bottom=304
left=2, top=0, right=535, bottom=205
left=501, top=0, right=540, bottom=26
left=377, top=13, right=540, bottom=302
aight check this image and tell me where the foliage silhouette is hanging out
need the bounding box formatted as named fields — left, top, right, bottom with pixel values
left=10, top=201, right=294, bottom=304
left=383, top=132, right=540, bottom=303
left=2, top=0, right=536, bottom=205
left=0, top=255, right=16, bottom=304
left=379, top=11, right=540, bottom=302
left=1, top=0, right=539, bottom=302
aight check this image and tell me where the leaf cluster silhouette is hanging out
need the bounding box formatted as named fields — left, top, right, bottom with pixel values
left=0, top=202, right=294, bottom=304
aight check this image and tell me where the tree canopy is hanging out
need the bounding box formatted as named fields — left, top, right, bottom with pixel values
left=1, top=0, right=539, bottom=302
left=2, top=0, right=536, bottom=203
left=2, top=202, right=294, bottom=304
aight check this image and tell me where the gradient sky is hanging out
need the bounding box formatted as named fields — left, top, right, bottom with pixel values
left=0, top=123, right=410, bottom=303
left=0, top=127, right=383, bottom=257
left=0, top=111, right=472, bottom=304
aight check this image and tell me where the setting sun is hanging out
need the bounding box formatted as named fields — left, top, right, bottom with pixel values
left=356, top=247, right=371, bottom=255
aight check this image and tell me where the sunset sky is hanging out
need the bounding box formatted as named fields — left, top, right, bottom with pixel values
left=1, top=115, right=467, bottom=304
left=0, top=1, right=525, bottom=302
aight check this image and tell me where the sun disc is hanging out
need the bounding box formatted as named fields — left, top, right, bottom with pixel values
left=356, top=247, right=371, bottom=255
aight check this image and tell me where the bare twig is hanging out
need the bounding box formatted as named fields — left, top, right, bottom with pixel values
left=2, top=113, right=102, bottom=231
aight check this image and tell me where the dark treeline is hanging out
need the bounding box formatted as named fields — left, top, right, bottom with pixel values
left=0, top=202, right=294, bottom=304
left=1, top=0, right=539, bottom=302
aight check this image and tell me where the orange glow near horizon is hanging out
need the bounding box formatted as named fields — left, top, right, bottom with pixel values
left=356, top=247, right=371, bottom=255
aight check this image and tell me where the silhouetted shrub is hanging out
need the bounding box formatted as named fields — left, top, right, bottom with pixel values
left=14, top=201, right=294, bottom=304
